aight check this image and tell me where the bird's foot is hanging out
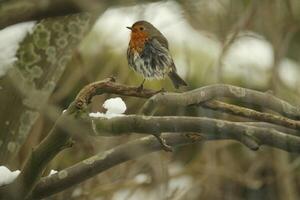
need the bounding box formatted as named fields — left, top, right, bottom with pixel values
left=153, top=133, right=173, bottom=152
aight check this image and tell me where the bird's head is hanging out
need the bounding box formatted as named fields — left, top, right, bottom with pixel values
left=127, top=21, right=161, bottom=39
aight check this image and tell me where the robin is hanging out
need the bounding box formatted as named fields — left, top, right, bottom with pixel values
left=127, top=20, right=187, bottom=90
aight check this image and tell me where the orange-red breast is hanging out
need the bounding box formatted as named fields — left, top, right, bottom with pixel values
left=127, top=20, right=187, bottom=89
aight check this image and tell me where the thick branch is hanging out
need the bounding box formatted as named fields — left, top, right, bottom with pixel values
left=74, top=79, right=300, bottom=132
left=0, top=0, right=161, bottom=30
left=0, top=112, right=78, bottom=200
left=74, top=77, right=159, bottom=110
left=0, top=0, right=81, bottom=30
left=30, top=133, right=203, bottom=199
left=0, top=12, right=97, bottom=200
left=30, top=117, right=300, bottom=199
left=91, top=115, right=300, bottom=153
left=140, top=84, right=300, bottom=119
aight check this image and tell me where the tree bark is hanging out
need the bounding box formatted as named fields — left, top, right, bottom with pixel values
left=0, top=13, right=94, bottom=166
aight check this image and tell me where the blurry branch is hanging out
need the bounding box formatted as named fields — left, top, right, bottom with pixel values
left=0, top=12, right=99, bottom=200
left=30, top=132, right=204, bottom=199
left=0, top=13, right=96, bottom=165
left=0, top=113, right=76, bottom=200
left=0, top=0, right=161, bottom=30
left=0, top=0, right=81, bottom=29
left=2, top=78, right=300, bottom=199
left=270, top=25, right=299, bottom=91
left=215, top=0, right=258, bottom=82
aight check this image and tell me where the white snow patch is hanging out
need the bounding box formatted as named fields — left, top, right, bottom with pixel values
left=103, top=97, right=126, bottom=114
left=278, top=58, right=300, bottom=89
left=167, top=175, right=193, bottom=197
left=223, top=33, right=274, bottom=71
left=48, top=169, right=58, bottom=176
left=0, top=21, right=36, bottom=77
left=222, top=33, right=274, bottom=85
left=134, top=173, right=151, bottom=184
left=89, top=112, right=124, bottom=119
left=0, top=166, right=20, bottom=186
left=89, top=97, right=127, bottom=119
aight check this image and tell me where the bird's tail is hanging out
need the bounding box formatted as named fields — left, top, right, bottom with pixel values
left=168, top=71, right=187, bottom=89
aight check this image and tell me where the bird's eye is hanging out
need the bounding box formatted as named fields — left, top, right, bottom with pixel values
left=139, top=27, right=144, bottom=31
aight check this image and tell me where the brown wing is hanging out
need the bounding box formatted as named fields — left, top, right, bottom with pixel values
left=152, top=35, right=169, bottom=50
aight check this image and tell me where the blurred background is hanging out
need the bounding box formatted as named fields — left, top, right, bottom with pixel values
left=12, top=0, right=300, bottom=199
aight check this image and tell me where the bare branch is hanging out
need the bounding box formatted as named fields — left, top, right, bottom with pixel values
left=74, top=78, right=300, bottom=129
left=74, top=77, right=160, bottom=110
left=203, top=101, right=300, bottom=130
left=140, top=84, right=300, bottom=119
left=0, top=0, right=161, bottom=30
left=30, top=118, right=300, bottom=199
left=2, top=79, right=299, bottom=200
left=30, top=133, right=203, bottom=199
left=91, top=115, right=300, bottom=152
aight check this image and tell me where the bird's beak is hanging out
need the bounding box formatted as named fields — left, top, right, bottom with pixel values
left=126, top=26, right=132, bottom=30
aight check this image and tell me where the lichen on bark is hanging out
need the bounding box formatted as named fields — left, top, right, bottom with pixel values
left=0, top=13, right=93, bottom=166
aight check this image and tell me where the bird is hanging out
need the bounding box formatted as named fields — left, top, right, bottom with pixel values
left=126, top=20, right=187, bottom=90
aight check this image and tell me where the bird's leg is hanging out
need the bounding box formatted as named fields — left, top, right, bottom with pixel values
left=136, top=79, right=145, bottom=92
left=152, top=133, right=173, bottom=152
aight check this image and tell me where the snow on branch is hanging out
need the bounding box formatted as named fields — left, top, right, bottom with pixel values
left=0, top=166, right=20, bottom=187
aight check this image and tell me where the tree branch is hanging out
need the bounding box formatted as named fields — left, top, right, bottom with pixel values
left=0, top=0, right=161, bottom=30
left=30, top=117, right=300, bottom=199
left=2, top=79, right=299, bottom=199
left=90, top=115, right=300, bottom=152
left=139, top=84, right=300, bottom=119
left=0, top=12, right=97, bottom=200
left=30, top=133, right=203, bottom=199
left=203, top=100, right=300, bottom=131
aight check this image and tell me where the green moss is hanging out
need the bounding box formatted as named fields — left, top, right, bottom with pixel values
left=33, top=28, right=51, bottom=49
left=58, top=55, right=71, bottom=68
left=19, top=43, right=41, bottom=66
left=46, top=46, right=57, bottom=63
left=55, top=37, right=68, bottom=49
left=52, top=22, right=64, bottom=32
left=7, top=141, right=17, bottom=153
left=0, top=13, right=93, bottom=162
left=18, top=110, right=39, bottom=141
left=26, top=65, right=43, bottom=79
left=68, top=21, right=82, bottom=38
